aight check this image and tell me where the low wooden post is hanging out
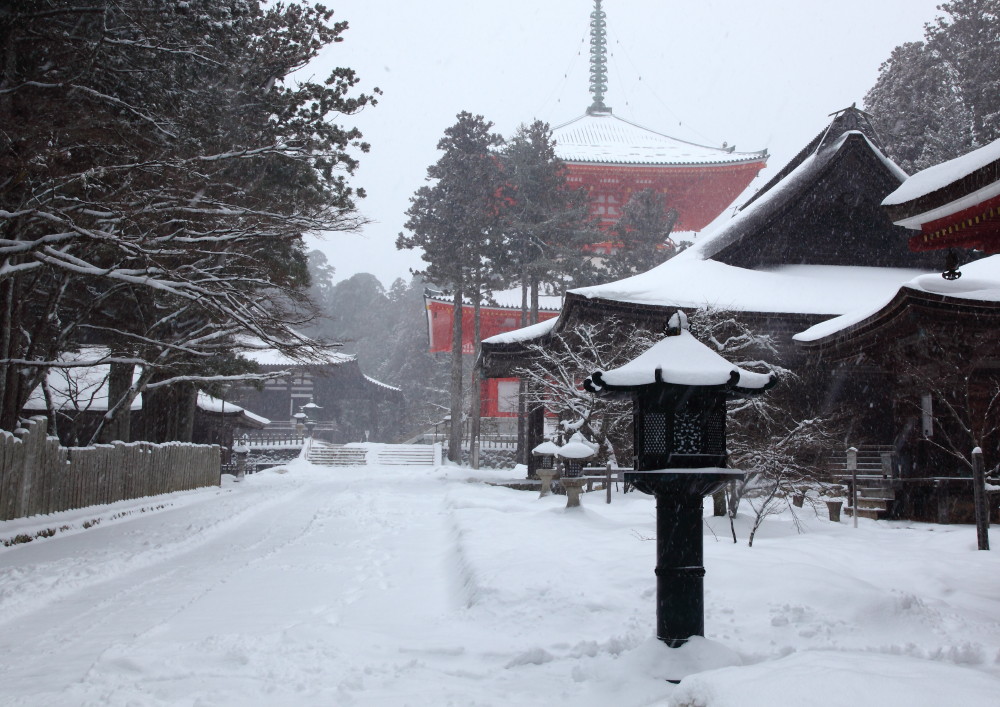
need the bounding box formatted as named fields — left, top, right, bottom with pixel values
left=971, top=447, right=990, bottom=551
left=847, top=446, right=858, bottom=528
left=606, top=462, right=612, bottom=504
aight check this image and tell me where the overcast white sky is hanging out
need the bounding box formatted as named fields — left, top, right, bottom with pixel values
left=303, top=0, right=944, bottom=287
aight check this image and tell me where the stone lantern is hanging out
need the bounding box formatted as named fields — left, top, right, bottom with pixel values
left=532, top=440, right=561, bottom=498
left=556, top=433, right=597, bottom=507
left=292, top=412, right=307, bottom=436
left=584, top=311, right=776, bottom=648
left=300, top=400, right=322, bottom=438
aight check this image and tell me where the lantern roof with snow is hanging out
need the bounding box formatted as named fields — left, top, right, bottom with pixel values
left=584, top=312, right=776, bottom=397
left=532, top=440, right=562, bottom=456
left=556, top=433, right=598, bottom=460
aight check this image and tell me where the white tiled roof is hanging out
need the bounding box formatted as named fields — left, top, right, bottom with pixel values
left=552, top=112, right=767, bottom=166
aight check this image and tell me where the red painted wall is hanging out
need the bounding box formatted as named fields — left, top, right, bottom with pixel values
left=426, top=299, right=558, bottom=355
left=564, top=160, right=766, bottom=232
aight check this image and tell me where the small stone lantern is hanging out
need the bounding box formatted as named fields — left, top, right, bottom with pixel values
left=292, top=412, right=307, bottom=436
left=300, top=400, right=322, bottom=438
left=532, top=440, right=561, bottom=498
left=556, top=433, right=597, bottom=507
left=584, top=311, right=776, bottom=647
left=232, top=434, right=250, bottom=482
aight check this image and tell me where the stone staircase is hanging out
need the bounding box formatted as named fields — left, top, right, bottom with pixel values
left=307, top=444, right=368, bottom=467
left=846, top=480, right=896, bottom=520
left=371, top=445, right=438, bottom=466
left=829, top=445, right=898, bottom=521
left=306, top=443, right=440, bottom=468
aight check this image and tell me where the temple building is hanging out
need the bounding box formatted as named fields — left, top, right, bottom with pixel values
left=429, top=0, right=768, bottom=422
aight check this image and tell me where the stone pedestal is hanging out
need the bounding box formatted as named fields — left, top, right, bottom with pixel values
left=536, top=469, right=556, bottom=498
left=560, top=477, right=587, bottom=508
left=826, top=500, right=843, bottom=522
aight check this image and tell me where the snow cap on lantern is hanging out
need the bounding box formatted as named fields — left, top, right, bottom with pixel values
left=585, top=310, right=775, bottom=394
left=532, top=440, right=562, bottom=469
left=556, top=432, right=597, bottom=477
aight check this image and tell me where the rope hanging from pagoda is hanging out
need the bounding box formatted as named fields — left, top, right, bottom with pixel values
left=588, top=0, right=611, bottom=114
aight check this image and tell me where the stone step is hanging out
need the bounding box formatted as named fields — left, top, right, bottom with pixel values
left=857, top=498, right=890, bottom=510
left=858, top=487, right=895, bottom=500
left=846, top=507, right=882, bottom=520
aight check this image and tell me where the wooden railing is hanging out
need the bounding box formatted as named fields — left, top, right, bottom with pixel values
left=0, top=417, right=220, bottom=521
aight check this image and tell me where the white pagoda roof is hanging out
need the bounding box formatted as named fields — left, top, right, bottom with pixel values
left=551, top=112, right=767, bottom=167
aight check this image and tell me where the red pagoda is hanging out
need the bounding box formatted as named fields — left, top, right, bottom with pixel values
left=429, top=0, right=768, bottom=420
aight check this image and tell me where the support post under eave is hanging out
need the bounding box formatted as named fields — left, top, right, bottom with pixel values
left=972, top=447, right=991, bottom=551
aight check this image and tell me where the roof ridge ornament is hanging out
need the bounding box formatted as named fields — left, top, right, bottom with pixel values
left=587, top=0, right=612, bottom=115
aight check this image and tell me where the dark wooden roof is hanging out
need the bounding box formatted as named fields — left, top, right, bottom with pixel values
left=700, top=111, right=939, bottom=269
left=795, top=286, right=1000, bottom=361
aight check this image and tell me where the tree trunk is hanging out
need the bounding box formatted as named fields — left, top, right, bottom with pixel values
left=0, top=277, right=17, bottom=430
left=99, top=359, right=134, bottom=443
left=448, top=287, right=464, bottom=462
left=471, top=270, right=483, bottom=469
left=530, top=277, right=539, bottom=325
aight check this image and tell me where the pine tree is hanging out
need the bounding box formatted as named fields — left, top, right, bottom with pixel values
left=396, top=112, right=508, bottom=460
left=603, top=189, right=679, bottom=281
left=0, top=1, right=377, bottom=436
left=864, top=0, right=1000, bottom=172
left=501, top=121, right=594, bottom=325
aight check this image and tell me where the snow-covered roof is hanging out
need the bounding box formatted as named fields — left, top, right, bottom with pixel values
left=591, top=329, right=775, bottom=390
left=239, top=343, right=353, bottom=368
left=23, top=349, right=143, bottom=413
left=883, top=138, right=1000, bottom=229
left=691, top=130, right=907, bottom=262
left=570, top=260, right=928, bottom=316
left=795, top=254, right=1000, bottom=343
left=482, top=317, right=558, bottom=345
left=552, top=112, right=767, bottom=166
left=425, top=288, right=562, bottom=312
left=196, top=392, right=270, bottom=427
left=362, top=374, right=401, bottom=393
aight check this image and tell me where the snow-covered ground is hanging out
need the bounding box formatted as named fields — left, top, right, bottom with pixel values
left=1, top=460, right=998, bottom=706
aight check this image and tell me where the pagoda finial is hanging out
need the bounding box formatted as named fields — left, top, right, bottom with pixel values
left=587, top=0, right=611, bottom=115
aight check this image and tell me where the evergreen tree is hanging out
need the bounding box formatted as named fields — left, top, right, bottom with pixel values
left=396, top=112, right=508, bottom=460
left=865, top=0, right=1000, bottom=173
left=603, top=189, right=679, bottom=281
left=0, top=1, right=377, bottom=436
left=501, top=121, right=594, bottom=324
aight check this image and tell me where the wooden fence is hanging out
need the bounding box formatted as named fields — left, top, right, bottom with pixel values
left=0, top=417, right=221, bottom=522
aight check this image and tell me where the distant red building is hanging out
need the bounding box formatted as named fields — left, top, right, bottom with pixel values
left=426, top=0, right=768, bottom=422
left=426, top=291, right=560, bottom=418
left=553, top=111, right=767, bottom=234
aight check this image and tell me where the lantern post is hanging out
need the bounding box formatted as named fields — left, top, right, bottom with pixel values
left=584, top=311, right=776, bottom=648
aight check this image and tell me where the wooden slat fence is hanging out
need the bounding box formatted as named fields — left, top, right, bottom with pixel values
left=0, top=417, right=220, bottom=522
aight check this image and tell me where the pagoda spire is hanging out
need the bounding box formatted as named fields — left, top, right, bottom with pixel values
left=587, top=0, right=611, bottom=114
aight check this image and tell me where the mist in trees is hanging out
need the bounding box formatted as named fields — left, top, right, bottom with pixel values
left=305, top=253, right=450, bottom=441
left=865, top=0, right=1000, bottom=173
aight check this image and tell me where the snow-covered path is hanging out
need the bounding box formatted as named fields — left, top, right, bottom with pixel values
left=2, top=461, right=1000, bottom=706
left=0, top=467, right=469, bottom=705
